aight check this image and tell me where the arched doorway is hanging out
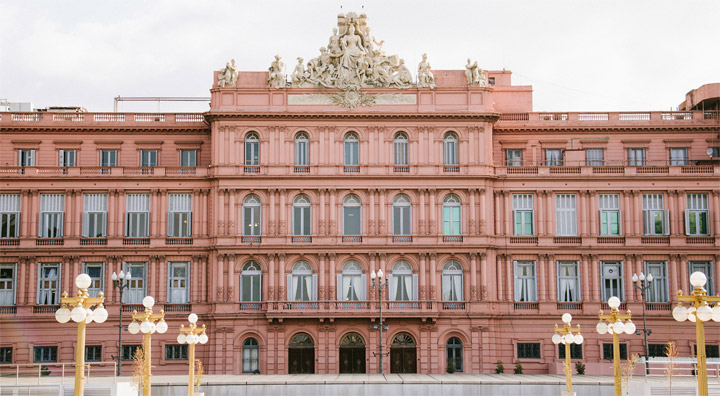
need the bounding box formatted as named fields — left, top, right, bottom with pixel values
left=288, top=332, right=314, bottom=374
left=339, top=332, right=366, bottom=373
left=390, top=332, right=417, bottom=373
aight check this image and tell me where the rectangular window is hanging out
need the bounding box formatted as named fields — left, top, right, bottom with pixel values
left=0, top=194, right=20, bottom=238
left=512, top=194, right=534, bottom=236
left=180, top=149, right=197, bottom=167
left=517, top=343, right=541, bottom=359
left=586, top=149, right=604, bottom=166
left=599, top=194, right=621, bottom=236
left=126, top=194, right=150, bottom=238
left=555, top=194, right=577, bottom=236
left=686, top=193, right=709, bottom=236
left=344, top=138, right=359, bottom=166
left=82, top=263, right=104, bottom=298
left=603, top=343, right=627, bottom=360
left=59, top=149, right=76, bottom=167
left=642, top=194, right=669, bottom=235
left=388, top=273, right=417, bottom=301
left=18, top=149, right=35, bottom=166
left=644, top=261, right=668, bottom=302
left=168, top=193, right=192, bottom=237
left=0, top=347, right=12, bottom=363
left=241, top=269, right=262, bottom=302
left=288, top=273, right=318, bottom=301
left=689, top=262, right=714, bottom=296
left=140, top=150, right=157, bottom=167
left=442, top=203, right=461, bottom=236
left=39, top=194, right=65, bottom=238
left=33, top=346, right=58, bottom=363
left=0, top=264, right=16, bottom=305
left=545, top=149, right=563, bottom=166
left=693, top=345, right=720, bottom=359
left=100, top=150, right=117, bottom=167
left=601, top=261, right=624, bottom=301
left=38, top=263, right=60, bottom=305
left=82, top=194, right=107, bottom=238
left=122, top=345, right=141, bottom=361
left=709, top=147, right=720, bottom=158
left=557, top=261, right=580, bottom=302
left=627, top=148, right=646, bottom=166
left=648, top=344, right=666, bottom=358
left=168, top=262, right=189, bottom=303
left=506, top=149, right=522, bottom=166
left=85, top=345, right=102, bottom=362
left=514, top=261, right=537, bottom=302
left=122, top=263, right=147, bottom=304
left=296, top=139, right=309, bottom=166
left=558, top=344, right=583, bottom=359
left=165, top=344, right=188, bottom=360
left=669, top=148, right=689, bottom=166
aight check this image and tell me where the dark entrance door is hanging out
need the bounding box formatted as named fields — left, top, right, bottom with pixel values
left=288, top=332, right=314, bottom=374
left=390, top=332, right=417, bottom=373
left=339, top=332, right=366, bottom=373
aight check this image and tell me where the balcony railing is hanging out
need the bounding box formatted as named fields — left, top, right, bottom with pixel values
left=241, top=236, right=262, bottom=244
left=443, top=166, right=460, bottom=173
left=386, top=301, right=421, bottom=310
left=336, top=301, right=370, bottom=310
left=0, top=239, right=20, bottom=246
left=33, top=305, right=60, bottom=314
left=393, top=166, right=410, bottom=173
left=0, top=306, right=17, bottom=315
left=441, top=302, right=466, bottom=310
left=121, top=304, right=144, bottom=313
left=510, top=236, right=538, bottom=244
left=293, top=166, right=310, bottom=174
left=392, top=236, right=413, bottom=243
left=166, top=237, right=193, bottom=245
left=686, top=236, right=714, bottom=244
left=553, top=236, right=582, bottom=244
left=238, top=302, right=266, bottom=311
left=597, top=236, right=625, bottom=244
left=244, top=166, right=261, bottom=174
left=80, top=238, right=107, bottom=246
left=556, top=302, right=583, bottom=311
left=36, top=238, right=63, bottom=246
left=442, top=236, right=463, bottom=243
left=601, top=302, right=627, bottom=311
left=514, top=302, right=539, bottom=310
left=343, top=166, right=360, bottom=173
left=645, top=302, right=672, bottom=311
left=498, top=111, right=718, bottom=123
left=163, top=303, right=192, bottom=313
left=291, top=236, right=312, bottom=243
left=123, top=238, right=150, bottom=246
left=283, top=302, right=319, bottom=310
left=342, top=236, right=362, bottom=243
left=641, top=236, right=670, bottom=244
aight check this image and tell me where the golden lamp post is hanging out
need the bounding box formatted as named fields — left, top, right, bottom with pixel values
left=671, top=271, right=720, bottom=396
left=54, top=273, right=109, bottom=396
left=177, top=313, right=209, bottom=396
left=596, top=296, right=637, bottom=396
left=551, top=313, right=584, bottom=396
left=127, top=296, right=168, bottom=396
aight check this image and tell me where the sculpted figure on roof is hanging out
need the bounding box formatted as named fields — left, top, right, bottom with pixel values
left=268, top=55, right=286, bottom=89
left=465, top=58, right=487, bottom=87
left=217, top=59, right=238, bottom=88
left=417, top=53, right=435, bottom=89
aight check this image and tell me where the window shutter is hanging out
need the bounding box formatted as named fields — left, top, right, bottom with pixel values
left=82, top=212, right=89, bottom=237
left=360, top=274, right=367, bottom=301
left=57, top=262, right=62, bottom=304
left=337, top=274, right=343, bottom=301
left=38, top=213, right=44, bottom=238
left=598, top=210, right=604, bottom=234
left=662, top=209, right=670, bottom=236
left=166, top=262, right=171, bottom=302
left=642, top=210, right=650, bottom=235
left=387, top=274, right=395, bottom=301
left=257, top=272, right=262, bottom=302
left=167, top=211, right=174, bottom=237
left=286, top=274, right=292, bottom=301
left=30, top=150, right=35, bottom=165
left=412, top=274, right=419, bottom=300
left=58, top=213, right=64, bottom=238
left=618, top=210, right=622, bottom=235
left=312, top=274, right=318, bottom=301
left=512, top=261, right=519, bottom=301
left=100, top=213, right=107, bottom=237
left=684, top=210, right=690, bottom=236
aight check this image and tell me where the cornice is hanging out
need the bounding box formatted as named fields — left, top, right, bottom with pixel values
left=205, top=112, right=501, bottom=122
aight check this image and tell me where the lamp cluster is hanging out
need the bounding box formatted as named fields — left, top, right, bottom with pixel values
left=552, top=313, right=584, bottom=346
left=55, top=274, right=108, bottom=324
left=596, top=297, right=637, bottom=336
left=128, top=296, right=169, bottom=335
left=672, top=272, right=720, bottom=323
left=177, top=313, right=209, bottom=345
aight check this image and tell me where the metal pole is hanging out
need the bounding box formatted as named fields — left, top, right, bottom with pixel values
left=378, top=282, right=384, bottom=374
left=565, top=340, right=572, bottom=393
left=640, top=282, right=649, bottom=375
left=696, top=318, right=709, bottom=396
left=74, top=320, right=86, bottom=396
left=143, top=332, right=152, bottom=396
left=188, top=343, right=195, bottom=396
left=613, top=331, right=621, bottom=396
left=117, top=285, right=123, bottom=376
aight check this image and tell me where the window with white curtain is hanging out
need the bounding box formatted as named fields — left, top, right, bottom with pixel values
left=243, top=195, right=262, bottom=236
left=599, top=194, right=621, bottom=236
left=392, top=194, right=411, bottom=235
left=287, top=261, right=317, bottom=301
left=644, top=261, right=668, bottom=302
left=342, top=195, right=361, bottom=236
left=82, top=194, right=107, bottom=238
left=393, top=132, right=408, bottom=166
left=557, top=261, right=580, bottom=302
left=292, top=195, right=312, bottom=236
left=442, top=194, right=461, bottom=235
left=168, top=262, right=189, bottom=303
left=37, top=263, right=60, bottom=305
left=443, top=132, right=459, bottom=165
left=555, top=194, right=577, bottom=236
left=82, top=262, right=104, bottom=298
left=545, top=149, right=563, bottom=166
left=506, top=149, right=522, bottom=166
left=0, top=264, right=16, bottom=306
left=122, top=262, right=147, bottom=304
left=627, top=148, right=646, bottom=166
left=512, top=194, right=534, bottom=236
left=686, top=193, right=709, bottom=236
left=442, top=260, right=463, bottom=302
left=18, top=149, right=35, bottom=166
left=140, top=150, right=157, bottom=167
left=642, top=194, right=669, bottom=235
left=241, top=261, right=262, bottom=302
left=168, top=193, right=192, bottom=237
left=689, top=261, right=714, bottom=296
left=388, top=260, right=417, bottom=301
left=337, top=261, right=365, bottom=301
left=0, top=194, right=20, bottom=239
left=180, top=150, right=197, bottom=167
left=39, top=194, right=64, bottom=238
left=669, top=148, right=688, bottom=166
left=245, top=132, right=260, bottom=166
left=126, top=194, right=150, bottom=238
left=344, top=132, right=359, bottom=166
left=59, top=149, right=76, bottom=167
left=513, top=261, right=536, bottom=302
left=100, top=150, right=117, bottom=167
left=586, top=149, right=604, bottom=166
left=601, top=261, right=624, bottom=301
left=295, top=133, right=309, bottom=166
left=242, top=338, right=259, bottom=373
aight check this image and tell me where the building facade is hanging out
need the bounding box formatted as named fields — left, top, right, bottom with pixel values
left=1, top=13, right=719, bottom=376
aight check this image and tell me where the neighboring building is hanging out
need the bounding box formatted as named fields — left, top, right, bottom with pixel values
left=0, top=13, right=718, bottom=376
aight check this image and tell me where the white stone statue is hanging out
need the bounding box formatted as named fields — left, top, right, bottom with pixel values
left=417, top=53, right=435, bottom=89
left=390, top=59, right=413, bottom=88
left=217, top=59, right=238, bottom=88
left=268, top=55, right=286, bottom=89
left=291, top=57, right=306, bottom=87
left=465, top=58, right=487, bottom=87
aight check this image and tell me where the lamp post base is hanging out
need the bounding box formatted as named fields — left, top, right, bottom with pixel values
left=561, top=392, right=576, bottom=396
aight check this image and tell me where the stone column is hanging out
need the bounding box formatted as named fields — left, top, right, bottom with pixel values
left=429, top=253, right=437, bottom=300
left=679, top=255, right=689, bottom=294
left=712, top=190, right=720, bottom=235
left=419, top=253, right=427, bottom=300
left=503, top=191, right=512, bottom=236
left=419, top=189, right=426, bottom=235
left=328, top=253, right=336, bottom=300
left=319, top=189, right=326, bottom=235
left=591, top=255, right=600, bottom=301
left=537, top=254, right=547, bottom=301
left=590, top=190, right=598, bottom=236
left=319, top=254, right=326, bottom=300
left=278, top=254, right=286, bottom=300
left=279, top=190, right=287, bottom=235
left=579, top=190, right=588, bottom=236
left=669, top=254, right=679, bottom=298
left=429, top=189, right=437, bottom=235
left=470, top=253, right=478, bottom=301
left=581, top=254, right=590, bottom=302
left=480, top=252, right=488, bottom=301
left=469, top=190, right=477, bottom=235
left=548, top=255, right=556, bottom=302
left=228, top=254, right=236, bottom=302
left=268, top=254, right=276, bottom=300
left=369, top=189, right=376, bottom=235
left=229, top=189, right=237, bottom=235
left=625, top=254, right=635, bottom=302
left=379, top=189, right=387, bottom=235
left=496, top=254, right=503, bottom=301
left=329, top=189, right=337, bottom=236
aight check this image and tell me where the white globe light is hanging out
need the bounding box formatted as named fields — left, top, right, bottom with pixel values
left=199, top=333, right=208, bottom=344
left=624, top=321, right=636, bottom=335
left=118, top=270, right=125, bottom=279
left=562, top=313, right=572, bottom=324
left=85, top=308, right=94, bottom=324
left=128, top=321, right=140, bottom=334
left=574, top=334, right=584, bottom=345
left=377, top=269, right=383, bottom=279
left=93, top=307, right=108, bottom=323
left=690, top=272, right=707, bottom=288
left=188, top=313, right=198, bottom=324
left=177, top=334, right=187, bottom=344
left=185, top=334, right=194, bottom=344
left=552, top=334, right=562, bottom=344
left=607, top=325, right=614, bottom=335
left=149, top=322, right=157, bottom=334
left=565, top=333, right=575, bottom=344
left=596, top=322, right=608, bottom=335
left=156, top=320, right=168, bottom=334
left=696, top=304, right=713, bottom=322
left=673, top=305, right=689, bottom=322
left=607, top=296, right=621, bottom=309
left=71, top=306, right=87, bottom=323
left=140, top=320, right=152, bottom=334
left=712, top=305, right=720, bottom=322
left=55, top=307, right=71, bottom=323
left=688, top=307, right=697, bottom=323
left=142, top=296, right=155, bottom=309
left=613, top=321, right=625, bottom=334
left=75, top=273, right=92, bottom=289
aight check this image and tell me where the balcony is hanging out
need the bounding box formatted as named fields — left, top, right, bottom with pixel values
left=442, top=236, right=463, bottom=243
left=121, top=304, right=144, bottom=313
left=597, top=236, right=625, bottom=245
left=441, top=302, right=466, bottom=310
left=343, top=166, right=360, bottom=174
left=641, top=236, right=670, bottom=245
left=166, top=237, right=193, bottom=245
left=393, top=166, right=410, bottom=173
left=601, top=302, right=627, bottom=311
left=510, top=236, right=538, bottom=244
left=80, top=238, right=107, bottom=246
left=498, top=110, right=718, bottom=124
left=123, top=238, right=150, bottom=246
left=238, top=302, right=266, bottom=311
left=241, top=236, right=262, bottom=244
left=392, top=236, right=413, bottom=243
left=443, top=166, right=460, bottom=173
left=645, top=302, right=672, bottom=312
left=0, top=239, right=19, bottom=247
left=293, top=166, right=310, bottom=174
left=32, top=305, right=59, bottom=314
left=162, top=303, right=192, bottom=313
left=336, top=301, right=370, bottom=310
left=283, top=301, right=319, bottom=310
left=2, top=112, right=206, bottom=124
left=0, top=166, right=208, bottom=178
left=553, top=236, right=582, bottom=244
left=291, top=236, right=312, bottom=244
left=244, top=166, right=261, bottom=174
left=686, top=236, right=714, bottom=245
left=513, top=302, right=539, bottom=310
left=36, top=238, right=63, bottom=246
left=0, top=306, right=17, bottom=315
left=556, top=302, right=583, bottom=311
left=342, top=236, right=362, bottom=243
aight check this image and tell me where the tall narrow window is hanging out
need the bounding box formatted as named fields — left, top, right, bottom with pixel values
left=287, top=261, right=316, bottom=301
left=442, top=194, right=461, bottom=235
left=557, top=261, right=580, bottom=302
left=506, top=149, right=522, bottom=166
left=586, top=149, right=604, bottom=166
left=392, top=194, right=412, bottom=235
left=642, top=194, right=669, bottom=235
left=686, top=193, right=709, bottom=236
left=599, top=194, right=621, bottom=236
left=295, top=132, right=309, bottom=166
left=393, top=132, right=408, bottom=166
left=39, top=194, right=64, bottom=238
left=241, top=261, right=262, bottom=302
left=388, top=261, right=417, bottom=301
left=645, top=261, right=668, bottom=302
left=38, top=263, right=60, bottom=305
left=342, top=195, right=361, bottom=236
left=140, top=150, right=157, bottom=167
left=168, top=193, right=192, bottom=238
left=168, top=262, right=189, bottom=303
left=689, top=262, right=714, bottom=296
left=601, top=261, right=624, bottom=301
left=122, top=262, right=147, bottom=304
left=627, top=148, right=646, bottom=166
left=59, top=149, right=76, bottom=167
left=338, top=261, right=365, bottom=301
left=555, top=194, right=577, bottom=236
left=18, top=149, right=35, bottom=166
left=442, top=260, right=463, bottom=301
left=446, top=337, right=463, bottom=372
left=81, top=262, right=104, bottom=298
left=243, top=195, right=262, bottom=236
left=245, top=132, right=260, bottom=166
left=242, top=338, right=259, bottom=373
left=514, top=261, right=537, bottom=302
left=443, top=132, right=459, bottom=165
left=180, top=149, right=197, bottom=167
left=669, top=148, right=689, bottom=166
left=100, top=150, right=117, bottom=167
left=126, top=194, right=150, bottom=238
left=292, top=195, right=311, bottom=236
left=344, top=132, right=359, bottom=166
left=0, top=194, right=20, bottom=239
left=545, top=149, right=563, bottom=166
left=82, top=194, right=107, bottom=238
left=513, top=194, right=534, bottom=236
left=0, top=264, right=16, bottom=306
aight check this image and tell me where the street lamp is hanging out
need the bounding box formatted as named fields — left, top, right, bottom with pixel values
left=54, top=274, right=109, bottom=396
left=177, top=313, right=208, bottom=396
left=552, top=313, right=584, bottom=396
left=631, top=271, right=653, bottom=373
left=596, top=296, right=637, bottom=396
left=370, top=269, right=389, bottom=374
left=111, top=270, right=132, bottom=376
left=671, top=271, right=720, bottom=396
left=127, top=296, right=168, bottom=396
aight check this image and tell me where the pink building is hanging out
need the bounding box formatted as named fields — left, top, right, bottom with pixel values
left=1, top=13, right=719, bottom=376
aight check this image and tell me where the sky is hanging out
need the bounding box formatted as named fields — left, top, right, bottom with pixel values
left=1, top=0, right=718, bottom=113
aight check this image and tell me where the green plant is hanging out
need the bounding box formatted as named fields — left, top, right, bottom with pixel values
left=40, top=365, right=51, bottom=376
left=514, top=361, right=523, bottom=374
left=495, top=360, right=504, bottom=374
left=446, top=360, right=456, bottom=374
left=575, top=361, right=585, bottom=375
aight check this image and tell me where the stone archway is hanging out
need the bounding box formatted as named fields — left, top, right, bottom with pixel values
left=288, top=332, right=314, bottom=374
left=339, top=332, right=366, bottom=373
left=390, top=332, right=417, bottom=373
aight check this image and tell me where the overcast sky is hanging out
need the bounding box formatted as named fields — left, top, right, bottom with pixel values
left=1, top=0, right=718, bottom=113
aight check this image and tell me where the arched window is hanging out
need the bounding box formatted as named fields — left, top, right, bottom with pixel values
left=288, top=332, right=315, bottom=374
left=446, top=337, right=463, bottom=372
left=442, top=260, right=463, bottom=301
left=242, top=338, right=259, bottom=373
left=344, top=132, right=359, bottom=166
left=443, top=132, right=458, bottom=166
left=245, top=132, right=260, bottom=166
left=295, top=132, right=309, bottom=166
left=339, top=332, right=366, bottom=374
left=392, top=194, right=411, bottom=235
left=389, top=260, right=417, bottom=301
left=342, top=195, right=361, bottom=236
left=390, top=332, right=417, bottom=373
left=241, top=261, right=262, bottom=302
left=338, top=260, right=365, bottom=301
left=288, top=261, right=316, bottom=301
left=292, top=195, right=311, bottom=236
left=242, top=195, right=262, bottom=236
left=393, top=132, right=408, bottom=166
left=442, top=194, right=461, bottom=235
